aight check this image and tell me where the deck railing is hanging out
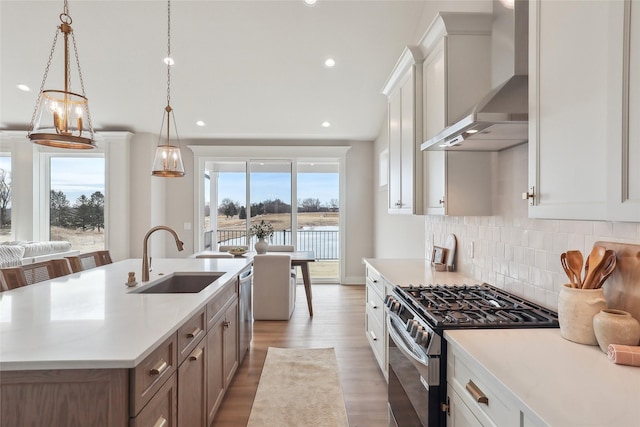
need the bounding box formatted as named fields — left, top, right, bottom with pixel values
left=206, top=229, right=339, bottom=260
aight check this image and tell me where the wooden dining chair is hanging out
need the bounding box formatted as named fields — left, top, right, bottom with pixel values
left=65, top=250, right=113, bottom=273
left=0, top=259, right=72, bottom=291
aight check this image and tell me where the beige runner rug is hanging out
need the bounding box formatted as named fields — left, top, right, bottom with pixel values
left=247, top=347, right=350, bottom=427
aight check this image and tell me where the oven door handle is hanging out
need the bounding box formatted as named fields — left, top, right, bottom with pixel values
left=387, top=315, right=429, bottom=369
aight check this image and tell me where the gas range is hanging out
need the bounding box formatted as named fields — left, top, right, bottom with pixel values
left=396, top=283, right=559, bottom=329
left=385, top=283, right=559, bottom=427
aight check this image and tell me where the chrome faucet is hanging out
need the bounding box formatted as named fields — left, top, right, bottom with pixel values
left=142, top=225, right=184, bottom=282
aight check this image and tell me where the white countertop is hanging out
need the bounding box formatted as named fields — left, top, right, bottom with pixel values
left=365, top=258, right=640, bottom=427
left=445, top=329, right=640, bottom=427
left=0, top=258, right=251, bottom=371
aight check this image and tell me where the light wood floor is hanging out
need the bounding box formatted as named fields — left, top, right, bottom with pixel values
left=212, top=284, right=388, bottom=427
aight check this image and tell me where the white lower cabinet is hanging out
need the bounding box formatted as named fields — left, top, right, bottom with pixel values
left=446, top=344, right=545, bottom=427
left=364, top=265, right=389, bottom=380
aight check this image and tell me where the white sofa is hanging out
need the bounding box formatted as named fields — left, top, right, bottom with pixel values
left=252, top=254, right=297, bottom=320
left=0, top=241, right=78, bottom=268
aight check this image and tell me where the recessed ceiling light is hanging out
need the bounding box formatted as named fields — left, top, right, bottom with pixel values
left=324, top=58, right=335, bottom=68
left=163, top=57, right=175, bottom=66
left=321, top=121, right=331, bottom=128
left=16, top=84, right=31, bottom=92
left=304, top=0, right=317, bottom=6
left=196, top=120, right=206, bottom=127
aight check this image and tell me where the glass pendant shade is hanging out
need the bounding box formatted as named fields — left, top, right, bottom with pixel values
left=152, top=145, right=185, bottom=177
left=29, top=89, right=95, bottom=149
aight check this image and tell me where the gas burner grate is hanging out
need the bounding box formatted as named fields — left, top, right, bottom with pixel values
left=397, top=283, right=558, bottom=329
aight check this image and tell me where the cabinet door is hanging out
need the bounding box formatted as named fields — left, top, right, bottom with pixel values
left=131, top=373, right=177, bottom=427
left=206, top=315, right=225, bottom=425
left=609, top=0, right=640, bottom=221
left=388, top=88, right=403, bottom=212
left=424, top=151, right=445, bottom=215
left=178, top=338, right=206, bottom=427
left=528, top=0, right=609, bottom=220
left=447, top=385, right=484, bottom=427
left=424, top=39, right=446, bottom=141
left=400, top=74, right=417, bottom=213
left=223, top=298, right=239, bottom=388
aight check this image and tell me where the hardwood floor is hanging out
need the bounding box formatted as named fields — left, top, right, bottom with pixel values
left=212, top=284, right=388, bottom=427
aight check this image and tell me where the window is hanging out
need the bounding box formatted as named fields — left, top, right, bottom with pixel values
left=48, top=156, right=105, bottom=251
left=249, top=160, right=292, bottom=246
left=0, top=154, right=11, bottom=243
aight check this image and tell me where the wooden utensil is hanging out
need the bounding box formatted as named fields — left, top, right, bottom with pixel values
left=560, top=253, right=575, bottom=287
left=566, top=250, right=584, bottom=288
left=583, top=246, right=607, bottom=289
left=593, top=251, right=617, bottom=289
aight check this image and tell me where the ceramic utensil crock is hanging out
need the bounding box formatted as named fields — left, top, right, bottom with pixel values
left=558, top=284, right=607, bottom=345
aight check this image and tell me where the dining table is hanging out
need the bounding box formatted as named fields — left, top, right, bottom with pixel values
left=193, top=250, right=317, bottom=316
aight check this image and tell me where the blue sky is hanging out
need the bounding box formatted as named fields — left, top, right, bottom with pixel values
left=215, top=172, right=339, bottom=207
left=50, top=158, right=105, bottom=203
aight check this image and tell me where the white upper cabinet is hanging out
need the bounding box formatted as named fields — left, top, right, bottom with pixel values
left=419, top=12, right=493, bottom=141
left=382, top=47, right=424, bottom=214
left=529, top=0, right=639, bottom=221
left=419, top=13, right=494, bottom=216
left=608, top=0, right=640, bottom=221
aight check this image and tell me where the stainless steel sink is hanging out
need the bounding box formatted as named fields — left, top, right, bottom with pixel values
left=133, top=272, right=224, bottom=294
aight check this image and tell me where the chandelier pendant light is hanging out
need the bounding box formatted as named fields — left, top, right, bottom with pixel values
left=151, top=0, right=185, bottom=177
left=28, top=0, right=95, bottom=149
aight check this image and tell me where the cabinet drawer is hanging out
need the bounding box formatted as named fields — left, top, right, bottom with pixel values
left=206, top=281, right=238, bottom=330
left=447, top=346, right=517, bottom=427
left=366, top=285, right=385, bottom=325
left=366, top=267, right=384, bottom=296
left=365, top=308, right=386, bottom=371
left=130, top=372, right=177, bottom=427
left=130, top=334, right=177, bottom=416
left=178, top=308, right=206, bottom=365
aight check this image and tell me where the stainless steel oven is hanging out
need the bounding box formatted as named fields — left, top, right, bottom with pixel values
left=385, top=283, right=559, bottom=427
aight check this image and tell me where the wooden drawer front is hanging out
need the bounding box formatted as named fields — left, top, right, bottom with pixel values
left=366, top=267, right=384, bottom=296
left=178, top=308, right=207, bottom=365
left=206, top=281, right=238, bottom=330
left=448, top=347, right=517, bottom=427
left=366, top=285, right=385, bottom=325
left=365, top=308, right=385, bottom=372
left=131, top=334, right=177, bottom=416
left=130, top=372, right=177, bottom=427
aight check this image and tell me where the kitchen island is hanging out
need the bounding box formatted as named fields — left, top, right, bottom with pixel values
left=364, top=258, right=640, bottom=427
left=0, top=257, right=252, bottom=426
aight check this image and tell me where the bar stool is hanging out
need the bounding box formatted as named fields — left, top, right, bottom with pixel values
left=0, top=259, right=72, bottom=291
left=66, top=250, right=113, bottom=273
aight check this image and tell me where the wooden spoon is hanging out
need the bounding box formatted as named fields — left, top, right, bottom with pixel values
left=582, top=246, right=607, bottom=289
left=566, top=250, right=584, bottom=288
left=593, top=251, right=617, bottom=289
left=560, top=253, right=575, bottom=287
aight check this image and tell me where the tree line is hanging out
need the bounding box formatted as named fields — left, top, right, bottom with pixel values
left=216, top=197, right=339, bottom=219
left=50, top=190, right=105, bottom=232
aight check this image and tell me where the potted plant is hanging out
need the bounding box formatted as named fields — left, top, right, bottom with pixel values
left=250, top=220, right=274, bottom=254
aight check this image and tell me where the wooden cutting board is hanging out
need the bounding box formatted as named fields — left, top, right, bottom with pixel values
left=595, top=241, right=640, bottom=323
left=443, top=234, right=456, bottom=272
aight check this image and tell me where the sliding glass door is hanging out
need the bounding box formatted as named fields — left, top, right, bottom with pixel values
left=249, top=161, right=292, bottom=246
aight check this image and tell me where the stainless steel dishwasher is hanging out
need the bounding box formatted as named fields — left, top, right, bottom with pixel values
left=238, top=267, right=253, bottom=363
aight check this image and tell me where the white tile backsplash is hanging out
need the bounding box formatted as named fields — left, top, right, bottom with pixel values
left=424, top=144, right=640, bottom=310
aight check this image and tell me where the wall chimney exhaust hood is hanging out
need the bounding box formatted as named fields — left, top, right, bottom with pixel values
left=421, top=0, right=529, bottom=152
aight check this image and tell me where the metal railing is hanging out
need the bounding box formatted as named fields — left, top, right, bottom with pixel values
left=209, top=229, right=339, bottom=260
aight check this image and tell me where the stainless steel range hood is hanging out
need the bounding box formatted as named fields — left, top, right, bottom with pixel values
left=421, top=0, right=529, bottom=152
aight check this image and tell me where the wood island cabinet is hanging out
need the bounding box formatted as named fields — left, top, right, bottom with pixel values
left=0, top=277, right=241, bottom=427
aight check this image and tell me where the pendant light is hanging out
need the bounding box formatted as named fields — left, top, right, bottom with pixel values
left=151, top=0, right=185, bottom=177
left=28, top=0, right=95, bottom=149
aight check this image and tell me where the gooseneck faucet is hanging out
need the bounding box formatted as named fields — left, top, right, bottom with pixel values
left=142, top=225, right=184, bottom=282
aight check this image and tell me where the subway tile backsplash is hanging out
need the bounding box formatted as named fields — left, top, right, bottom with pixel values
left=424, top=145, right=640, bottom=310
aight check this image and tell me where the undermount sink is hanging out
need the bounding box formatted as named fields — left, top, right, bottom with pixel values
left=133, top=272, right=224, bottom=294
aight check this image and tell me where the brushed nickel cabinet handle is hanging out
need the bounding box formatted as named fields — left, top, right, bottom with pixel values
left=369, top=330, right=378, bottom=341
left=186, top=326, right=201, bottom=338
left=223, top=320, right=230, bottom=328
left=189, top=347, right=203, bottom=361
left=153, top=416, right=167, bottom=427
left=149, top=360, right=168, bottom=376
left=368, top=300, right=378, bottom=309
left=465, top=380, right=489, bottom=405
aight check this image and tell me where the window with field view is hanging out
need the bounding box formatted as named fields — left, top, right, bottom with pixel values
left=0, top=155, right=11, bottom=243
left=206, top=159, right=340, bottom=282
left=49, top=157, right=105, bottom=251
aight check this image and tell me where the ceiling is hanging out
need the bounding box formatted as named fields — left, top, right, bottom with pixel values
left=0, top=0, right=430, bottom=142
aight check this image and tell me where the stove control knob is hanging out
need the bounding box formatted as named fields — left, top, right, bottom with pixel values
left=411, top=325, right=424, bottom=339
left=406, top=320, right=417, bottom=334
left=417, top=331, right=431, bottom=347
